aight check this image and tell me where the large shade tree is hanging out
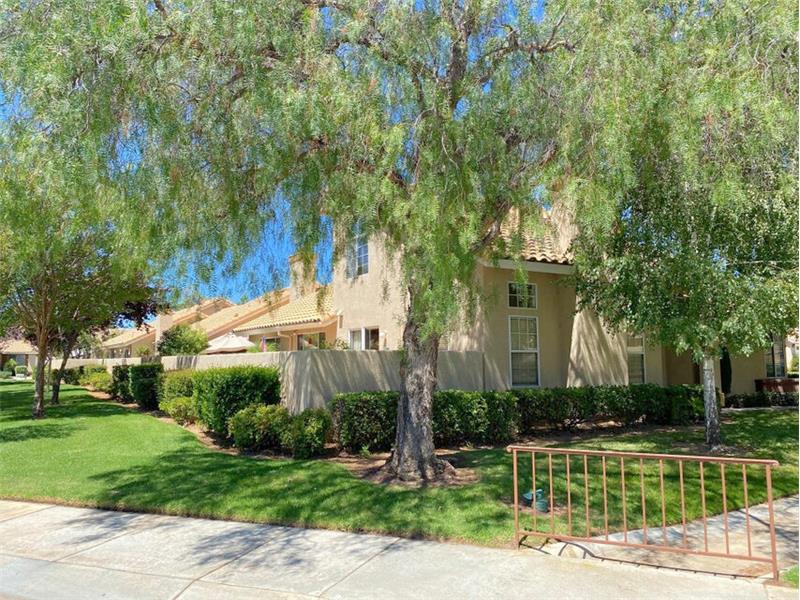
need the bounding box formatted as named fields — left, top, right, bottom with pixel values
left=551, top=2, right=798, bottom=446
left=0, top=129, right=163, bottom=416
left=0, top=0, right=583, bottom=480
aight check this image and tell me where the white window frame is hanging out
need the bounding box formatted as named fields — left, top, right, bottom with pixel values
left=765, top=334, right=786, bottom=378
left=349, top=327, right=380, bottom=350
left=345, top=233, right=369, bottom=279
left=626, top=334, right=646, bottom=384
left=507, top=281, right=537, bottom=309
left=508, top=316, right=540, bottom=388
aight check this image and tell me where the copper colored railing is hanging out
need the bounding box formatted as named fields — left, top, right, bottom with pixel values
left=507, top=446, right=780, bottom=579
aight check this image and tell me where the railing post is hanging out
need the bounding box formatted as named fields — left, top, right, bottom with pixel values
left=765, top=464, right=779, bottom=581
left=512, top=448, right=520, bottom=547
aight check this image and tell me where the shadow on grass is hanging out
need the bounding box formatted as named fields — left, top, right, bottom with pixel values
left=0, top=421, right=82, bottom=443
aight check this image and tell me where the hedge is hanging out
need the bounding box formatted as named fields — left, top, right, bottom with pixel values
left=128, top=363, right=164, bottom=410
left=14, top=366, right=28, bottom=376
left=162, top=370, right=195, bottom=403
left=331, top=384, right=718, bottom=452
left=159, top=395, right=198, bottom=425
left=229, top=404, right=292, bottom=451
left=84, top=371, right=113, bottom=393
left=0, top=371, right=11, bottom=379
left=331, top=391, right=398, bottom=453
left=433, top=390, right=517, bottom=446
left=727, top=391, right=799, bottom=408
left=111, top=365, right=132, bottom=402
left=54, top=367, right=81, bottom=385
left=281, top=408, right=332, bottom=458
left=193, top=366, right=281, bottom=435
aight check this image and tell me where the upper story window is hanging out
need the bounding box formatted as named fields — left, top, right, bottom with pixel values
left=765, top=334, right=786, bottom=378
left=345, top=231, right=369, bottom=278
left=627, top=334, right=645, bottom=384
left=508, top=282, right=537, bottom=309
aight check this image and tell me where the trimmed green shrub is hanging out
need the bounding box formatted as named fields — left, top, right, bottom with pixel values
left=229, top=404, right=292, bottom=451
left=54, top=367, right=81, bottom=385
left=281, top=408, right=332, bottom=458
left=159, top=395, right=198, bottom=425
left=432, top=390, right=517, bottom=445
left=331, top=391, right=398, bottom=453
left=14, top=365, right=28, bottom=376
left=727, top=392, right=798, bottom=408
left=3, top=358, right=17, bottom=373
left=193, top=366, right=281, bottom=435
left=111, top=365, right=132, bottom=402
left=0, top=371, right=12, bottom=379
left=128, top=363, right=165, bottom=410
left=84, top=371, right=113, bottom=393
left=157, top=324, right=208, bottom=356
left=162, top=369, right=195, bottom=403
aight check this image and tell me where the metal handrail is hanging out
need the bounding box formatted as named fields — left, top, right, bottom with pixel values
left=507, top=445, right=781, bottom=580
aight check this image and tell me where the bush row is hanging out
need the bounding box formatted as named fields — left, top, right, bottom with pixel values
left=331, top=384, right=715, bottom=453
left=726, top=391, right=799, bottom=408
left=228, top=405, right=332, bottom=458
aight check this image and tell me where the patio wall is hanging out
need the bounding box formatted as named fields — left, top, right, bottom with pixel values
left=65, top=350, right=485, bottom=413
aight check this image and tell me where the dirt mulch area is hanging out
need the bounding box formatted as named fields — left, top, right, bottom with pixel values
left=329, top=449, right=479, bottom=488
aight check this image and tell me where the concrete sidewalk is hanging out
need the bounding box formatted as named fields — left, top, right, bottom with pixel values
left=0, top=500, right=791, bottom=600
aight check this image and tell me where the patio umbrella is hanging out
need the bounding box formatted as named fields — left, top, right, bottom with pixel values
left=200, top=332, right=256, bottom=354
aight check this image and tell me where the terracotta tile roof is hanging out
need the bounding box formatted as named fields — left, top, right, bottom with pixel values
left=234, top=288, right=333, bottom=332
left=101, top=325, right=154, bottom=349
left=167, top=297, right=233, bottom=321
left=191, top=292, right=288, bottom=337
left=0, top=339, right=37, bottom=355
left=497, top=221, right=572, bottom=265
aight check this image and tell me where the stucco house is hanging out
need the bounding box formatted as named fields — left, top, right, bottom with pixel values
left=0, top=339, right=38, bottom=370
left=239, top=226, right=790, bottom=396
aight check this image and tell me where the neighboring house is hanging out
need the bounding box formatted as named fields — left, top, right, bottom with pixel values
left=0, top=339, right=38, bottom=370
left=235, top=287, right=335, bottom=351
left=100, top=298, right=234, bottom=358
left=248, top=222, right=791, bottom=396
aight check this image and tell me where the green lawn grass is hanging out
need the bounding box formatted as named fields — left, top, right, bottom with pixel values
left=0, top=381, right=796, bottom=546
left=782, top=565, right=799, bottom=587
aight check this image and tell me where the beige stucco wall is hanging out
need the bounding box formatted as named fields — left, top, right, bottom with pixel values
left=566, top=309, right=627, bottom=387
left=445, top=264, right=578, bottom=389
left=664, top=349, right=765, bottom=395
left=330, top=235, right=405, bottom=350
left=245, top=321, right=338, bottom=352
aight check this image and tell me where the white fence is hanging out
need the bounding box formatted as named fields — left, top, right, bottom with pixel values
left=65, top=350, right=485, bottom=412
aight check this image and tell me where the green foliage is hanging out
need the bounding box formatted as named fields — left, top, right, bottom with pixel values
left=54, top=368, right=81, bottom=386
left=83, top=371, right=112, bottom=393
left=128, top=364, right=165, bottom=410
left=789, top=355, right=799, bottom=376
left=193, top=366, right=281, bottom=435
left=433, top=391, right=517, bottom=446
left=111, top=365, right=132, bottom=402
left=331, top=392, right=398, bottom=453
left=156, top=325, right=208, bottom=356
left=158, top=396, right=198, bottom=425
left=727, top=392, right=799, bottom=409
left=4, top=359, right=17, bottom=373
left=281, top=409, right=333, bottom=459
left=14, top=366, right=28, bottom=376
left=229, top=404, right=292, bottom=452
left=162, top=370, right=195, bottom=403
left=0, top=371, right=12, bottom=379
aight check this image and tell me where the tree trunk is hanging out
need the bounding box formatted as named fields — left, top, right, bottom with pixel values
left=385, top=316, right=453, bottom=482
left=50, top=351, right=71, bottom=406
left=702, top=354, right=722, bottom=448
left=33, top=343, right=48, bottom=418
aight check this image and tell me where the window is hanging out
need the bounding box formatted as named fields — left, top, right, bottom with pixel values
left=765, top=334, right=786, bottom=378
left=349, top=327, right=380, bottom=350
left=627, top=334, right=645, bottom=384
left=509, top=317, right=539, bottom=386
left=345, top=232, right=369, bottom=278
left=259, top=337, right=279, bottom=352
left=298, top=332, right=325, bottom=350
left=349, top=329, right=362, bottom=350
left=508, top=282, right=537, bottom=309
